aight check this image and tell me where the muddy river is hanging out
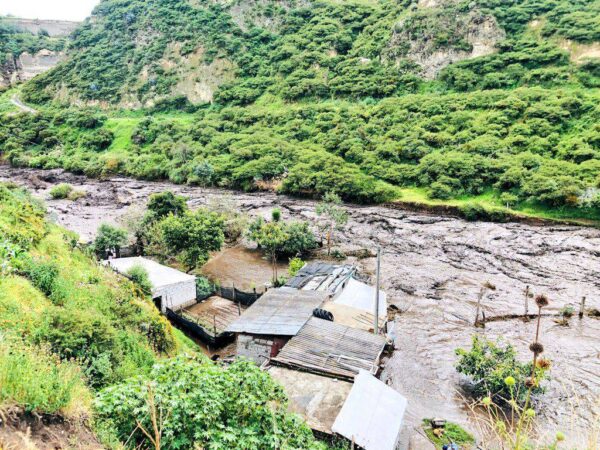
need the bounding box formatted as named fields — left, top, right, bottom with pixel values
left=2, top=166, right=599, bottom=448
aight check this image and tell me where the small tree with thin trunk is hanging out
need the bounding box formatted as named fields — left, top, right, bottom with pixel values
left=316, top=192, right=348, bottom=256
left=254, top=222, right=287, bottom=284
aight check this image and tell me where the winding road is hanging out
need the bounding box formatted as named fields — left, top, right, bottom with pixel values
left=10, top=94, right=37, bottom=114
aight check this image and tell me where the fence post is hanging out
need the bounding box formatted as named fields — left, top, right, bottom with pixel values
left=579, top=296, right=586, bottom=319
left=524, top=285, right=530, bottom=317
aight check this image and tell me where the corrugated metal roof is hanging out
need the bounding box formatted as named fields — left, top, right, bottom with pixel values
left=285, top=262, right=355, bottom=293
left=105, top=257, right=195, bottom=288
left=271, top=317, right=386, bottom=379
left=332, top=370, right=407, bottom=450
left=225, top=287, right=328, bottom=336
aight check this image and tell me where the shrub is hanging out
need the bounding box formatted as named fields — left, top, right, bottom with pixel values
left=49, top=183, right=73, bottom=199
left=126, top=264, right=152, bottom=295
left=455, top=336, right=548, bottom=405
left=0, top=338, right=91, bottom=416
left=94, top=356, right=326, bottom=450
left=21, top=258, right=60, bottom=298
left=93, top=224, right=128, bottom=258
left=288, top=257, right=305, bottom=277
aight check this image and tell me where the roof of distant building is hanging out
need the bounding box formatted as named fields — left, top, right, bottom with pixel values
left=105, top=257, right=195, bottom=289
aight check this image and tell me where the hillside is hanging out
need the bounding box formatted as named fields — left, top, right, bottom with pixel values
left=0, top=183, right=334, bottom=449
left=0, top=17, right=79, bottom=88
left=2, top=0, right=600, bottom=220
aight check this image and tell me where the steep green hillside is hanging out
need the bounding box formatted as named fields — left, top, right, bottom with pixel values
left=3, top=0, right=600, bottom=219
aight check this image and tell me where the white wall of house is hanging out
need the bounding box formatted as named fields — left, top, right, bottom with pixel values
left=154, top=279, right=197, bottom=313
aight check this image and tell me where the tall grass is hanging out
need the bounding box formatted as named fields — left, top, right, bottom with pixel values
left=0, top=338, right=91, bottom=417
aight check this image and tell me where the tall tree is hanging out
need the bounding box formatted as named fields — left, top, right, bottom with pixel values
left=316, top=192, right=348, bottom=256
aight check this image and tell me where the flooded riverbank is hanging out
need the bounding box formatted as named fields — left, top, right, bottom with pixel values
left=2, top=166, right=599, bottom=448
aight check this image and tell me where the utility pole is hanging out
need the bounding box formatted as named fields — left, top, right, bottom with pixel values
left=374, top=246, right=381, bottom=334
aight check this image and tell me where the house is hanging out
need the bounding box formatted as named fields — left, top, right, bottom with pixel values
left=266, top=366, right=353, bottom=436
left=271, top=317, right=387, bottom=380
left=268, top=366, right=407, bottom=450
left=105, top=257, right=196, bottom=313
left=225, top=287, right=329, bottom=364
left=287, top=262, right=388, bottom=332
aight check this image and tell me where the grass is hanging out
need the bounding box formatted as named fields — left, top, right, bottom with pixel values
left=395, top=187, right=600, bottom=226
left=0, top=338, right=91, bottom=417
left=422, top=419, right=476, bottom=449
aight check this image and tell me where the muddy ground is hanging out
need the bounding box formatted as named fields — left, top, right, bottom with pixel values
left=2, top=166, right=599, bottom=448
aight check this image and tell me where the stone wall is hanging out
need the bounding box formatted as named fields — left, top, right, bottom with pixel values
left=236, top=334, right=275, bottom=364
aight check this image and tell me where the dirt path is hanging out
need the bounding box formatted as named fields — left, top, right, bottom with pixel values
left=10, top=94, right=37, bottom=113
left=2, top=166, right=599, bottom=448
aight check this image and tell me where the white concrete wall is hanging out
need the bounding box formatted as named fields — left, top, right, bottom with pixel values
left=154, top=280, right=196, bottom=313
left=236, top=334, right=274, bottom=365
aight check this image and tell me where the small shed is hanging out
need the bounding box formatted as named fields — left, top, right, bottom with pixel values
left=266, top=366, right=353, bottom=435
left=271, top=317, right=387, bottom=380
left=226, top=287, right=329, bottom=364
left=332, top=370, right=408, bottom=450
left=105, top=257, right=196, bottom=313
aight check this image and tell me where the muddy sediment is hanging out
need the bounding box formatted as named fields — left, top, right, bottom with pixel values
left=2, top=167, right=599, bottom=447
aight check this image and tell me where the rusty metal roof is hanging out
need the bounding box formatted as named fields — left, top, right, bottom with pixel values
left=271, top=317, right=387, bottom=379
left=225, top=287, right=328, bottom=336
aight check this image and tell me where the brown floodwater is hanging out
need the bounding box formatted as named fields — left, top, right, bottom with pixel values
left=201, top=246, right=288, bottom=291
left=2, top=166, right=599, bottom=448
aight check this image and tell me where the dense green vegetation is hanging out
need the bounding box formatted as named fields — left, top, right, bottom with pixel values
left=2, top=0, right=600, bottom=220
left=0, top=18, right=67, bottom=65
left=0, top=184, right=337, bottom=448
left=95, top=355, right=330, bottom=449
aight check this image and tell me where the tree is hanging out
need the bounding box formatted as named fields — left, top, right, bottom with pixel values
left=252, top=221, right=288, bottom=284
left=146, top=191, right=188, bottom=221
left=316, top=192, right=348, bottom=256
left=94, top=224, right=128, bottom=258
left=158, top=210, right=224, bottom=272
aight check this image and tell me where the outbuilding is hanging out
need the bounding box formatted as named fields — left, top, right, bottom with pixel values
left=105, top=257, right=196, bottom=313
left=225, top=287, right=329, bottom=364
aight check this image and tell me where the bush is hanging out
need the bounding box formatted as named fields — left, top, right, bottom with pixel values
left=94, top=356, right=327, bottom=450
left=455, top=336, right=548, bottom=405
left=49, top=183, right=73, bottom=199
left=0, top=338, right=91, bottom=415
left=93, top=224, right=128, bottom=258
left=21, top=258, right=60, bottom=298
left=288, top=257, right=305, bottom=277
left=126, top=264, right=152, bottom=295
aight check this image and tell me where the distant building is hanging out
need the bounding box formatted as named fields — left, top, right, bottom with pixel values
left=226, top=287, right=329, bottom=364
left=105, top=257, right=196, bottom=313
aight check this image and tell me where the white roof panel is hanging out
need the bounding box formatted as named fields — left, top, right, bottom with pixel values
left=105, top=257, right=195, bottom=289
left=332, top=370, right=407, bottom=450
left=334, top=278, right=387, bottom=318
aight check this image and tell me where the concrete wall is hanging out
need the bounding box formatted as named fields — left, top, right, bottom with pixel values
left=235, top=334, right=289, bottom=365
left=155, top=280, right=196, bottom=313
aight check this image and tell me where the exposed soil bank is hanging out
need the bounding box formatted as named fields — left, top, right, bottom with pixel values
left=2, top=167, right=599, bottom=448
